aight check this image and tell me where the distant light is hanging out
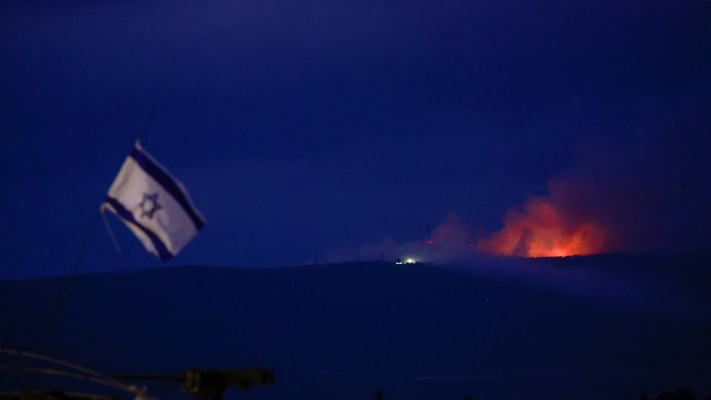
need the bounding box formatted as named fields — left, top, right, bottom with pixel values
left=396, top=258, right=417, bottom=265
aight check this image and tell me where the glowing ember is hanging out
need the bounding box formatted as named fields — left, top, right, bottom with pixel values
left=477, top=196, right=605, bottom=257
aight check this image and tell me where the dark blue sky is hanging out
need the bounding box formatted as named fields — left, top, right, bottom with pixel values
left=1, top=0, right=710, bottom=279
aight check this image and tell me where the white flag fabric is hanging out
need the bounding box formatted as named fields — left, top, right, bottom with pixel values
left=101, top=141, right=205, bottom=259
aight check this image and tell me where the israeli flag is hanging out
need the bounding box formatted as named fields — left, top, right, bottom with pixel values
left=101, top=141, right=205, bottom=259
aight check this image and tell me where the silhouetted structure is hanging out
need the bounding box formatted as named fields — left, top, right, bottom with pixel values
left=114, top=366, right=274, bottom=400
left=675, top=387, right=696, bottom=400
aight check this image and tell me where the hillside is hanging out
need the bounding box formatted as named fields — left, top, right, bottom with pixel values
left=1, top=255, right=710, bottom=400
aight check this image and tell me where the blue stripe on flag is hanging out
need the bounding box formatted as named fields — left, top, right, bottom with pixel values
left=105, top=197, right=173, bottom=260
left=130, top=146, right=206, bottom=230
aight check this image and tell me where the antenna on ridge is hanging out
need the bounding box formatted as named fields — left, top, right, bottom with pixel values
left=425, top=224, right=433, bottom=245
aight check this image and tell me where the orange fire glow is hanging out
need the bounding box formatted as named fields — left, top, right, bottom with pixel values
left=477, top=196, right=605, bottom=258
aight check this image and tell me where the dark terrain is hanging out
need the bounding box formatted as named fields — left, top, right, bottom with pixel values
left=1, top=254, right=710, bottom=400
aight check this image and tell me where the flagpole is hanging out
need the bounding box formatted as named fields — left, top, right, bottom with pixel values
left=29, top=125, right=155, bottom=388
left=30, top=212, right=102, bottom=388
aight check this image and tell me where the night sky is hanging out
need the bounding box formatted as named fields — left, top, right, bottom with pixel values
left=1, top=0, right=710, bottom=279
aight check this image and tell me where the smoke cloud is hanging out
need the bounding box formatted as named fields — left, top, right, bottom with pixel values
left=475, top=192, right=606, bottom=257
left=323, top=82, right=710, bottom=263
left=322, top=213, right=476, bottom=265
left=478, top=84, right=711, bottom=256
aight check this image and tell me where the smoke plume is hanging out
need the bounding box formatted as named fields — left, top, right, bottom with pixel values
left=476, top=192, right=606, bottom=257
left=326, top=213, right=475, bottom=264
left=478, top=85, right=711, bottom=257
left=324, top=83, right=710, bottom=262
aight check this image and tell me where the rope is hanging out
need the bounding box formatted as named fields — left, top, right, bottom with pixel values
left=0, top=347, right=103, bottom=377
left=101, top=210, right=123, bottom=254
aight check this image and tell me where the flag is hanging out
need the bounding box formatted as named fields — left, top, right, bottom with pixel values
left=101, top=141, right=205, bottom=259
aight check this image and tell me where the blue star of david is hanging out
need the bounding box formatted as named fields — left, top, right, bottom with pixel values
left=139, top=192, right=162, bottom=219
